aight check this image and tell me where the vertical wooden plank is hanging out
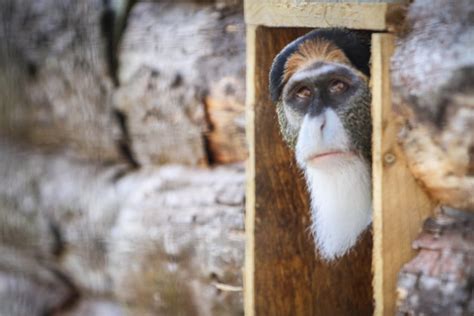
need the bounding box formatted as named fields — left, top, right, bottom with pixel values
left=248, top=26, right=373, bottom=316
left=244, top=24, right=257, bottom=316
left=371, top=33, right=435, bottom=316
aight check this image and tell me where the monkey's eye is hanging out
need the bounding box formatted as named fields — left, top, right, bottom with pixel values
left=295, top=86, right=312, bottom=99
left=328, top=80, right=349, bottom=95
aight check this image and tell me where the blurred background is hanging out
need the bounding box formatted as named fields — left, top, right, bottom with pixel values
left=0, top=0, right=246, bottom=315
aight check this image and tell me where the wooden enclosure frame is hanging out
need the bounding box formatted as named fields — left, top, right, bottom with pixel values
left=244, top=1, right=434, bottom=315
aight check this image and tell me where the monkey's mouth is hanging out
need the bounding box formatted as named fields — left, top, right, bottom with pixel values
left=306, top=151, right=354, bottom=165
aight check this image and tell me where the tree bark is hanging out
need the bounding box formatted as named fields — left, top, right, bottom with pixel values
left=0, top=140, right=244, bottom=315
left=391, top=0, right=474, bottom=211
left=397, top=210, right=474, bottom=316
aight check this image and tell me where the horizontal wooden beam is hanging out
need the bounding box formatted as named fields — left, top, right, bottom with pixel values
left=244, top=1, right=406, bottom=30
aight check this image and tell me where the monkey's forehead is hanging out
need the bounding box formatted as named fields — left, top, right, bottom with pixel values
left=269, top=28, right=371, bottom=103
left=282, top=38, right=352, bottom=84
left=284, top=62, right=368, bottom=89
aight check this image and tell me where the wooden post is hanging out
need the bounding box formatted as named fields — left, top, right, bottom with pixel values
left=245, top=26, right=373, bottom=316
left=243, top=1, right=434, bottom=316
left=244, top=24, right=257, bottom=316
left=371, top=33, right=435, bottom=316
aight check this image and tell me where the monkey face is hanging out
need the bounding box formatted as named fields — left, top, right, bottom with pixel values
left=280, top=61, right=371, bottom=170
left=277, top=59, right=373, bottom=260
left=270, top=29, right=373, bottom=260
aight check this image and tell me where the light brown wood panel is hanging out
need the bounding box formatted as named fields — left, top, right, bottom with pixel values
left=245, top=26, right=373, bottom=316
left=244, top=24, right=257, bottom=316
left=244, top=0, right=407, bottom=30
left=371, top=33, right=435, bottom=316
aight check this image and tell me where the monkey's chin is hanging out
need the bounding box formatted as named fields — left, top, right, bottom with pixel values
left=304, top=155, right=372, bottom=261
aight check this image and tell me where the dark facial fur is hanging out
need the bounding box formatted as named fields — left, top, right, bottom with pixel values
left=334, top=81, right=372, bottom=163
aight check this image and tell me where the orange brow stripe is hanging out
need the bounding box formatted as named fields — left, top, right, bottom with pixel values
left=283, top=38, right=352, bottom=83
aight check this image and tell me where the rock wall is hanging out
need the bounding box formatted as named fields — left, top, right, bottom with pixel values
left=391, top=0, right=474, bottom=211
left=115, top=0, right=246, bottom=165
left=0, top=0, right=246, bottom=315
left=397, top=210, right=474, bottom=315
left=0, top=0, right=246, bottom=165
left=393, top=1, right=474, bottom=314
left=0, top=0, right=120, bottom=162
left=0, top=141, right=245, bottom=315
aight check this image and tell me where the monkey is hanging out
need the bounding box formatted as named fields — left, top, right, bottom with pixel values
left=269, top=28, right=372, bottom=261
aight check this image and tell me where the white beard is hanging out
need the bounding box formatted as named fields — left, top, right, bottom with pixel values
left=295, top=111, right=372, bottom=261
left=305, top=158, right=372, bottom=260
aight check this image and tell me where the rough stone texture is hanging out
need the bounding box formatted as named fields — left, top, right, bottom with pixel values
left=0, top=0, right=246, bottom=314
left=0, top=268, right=77, bottom=316
left=396, top=210, right=474, bottom=315
left=115, top=0, right=246, bottom=165
left=205, top=76, right=247, bottom=163
left=61, top=299, right=126, bottom=316
left=0, top=141, right=245, bottom=315
left=109, top=166, right=245, bottom=315
left=0, top=0, right=246, bottom=166
left=391, top=0, right=474, bottom=211
left=0, top=0, right=122, bottom=162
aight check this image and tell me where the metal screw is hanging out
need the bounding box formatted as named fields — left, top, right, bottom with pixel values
left=384, top=152, right=396, bottom=165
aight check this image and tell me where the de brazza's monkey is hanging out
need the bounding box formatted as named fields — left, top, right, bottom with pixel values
left=269, top=29, right=372, bottom=260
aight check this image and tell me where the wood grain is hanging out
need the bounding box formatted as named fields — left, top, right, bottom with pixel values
left=244, top=0, right=407, bottom=30
left=371, top=33, right=435, bottom=316
left=245, top=24, right=257, bottom=316
left=246, top=26, right=373, bottom=316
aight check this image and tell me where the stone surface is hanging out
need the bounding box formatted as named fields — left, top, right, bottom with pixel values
left=0, top=0, right=246, bottom=167
left=396, top=210, right=474, bottom=315
left=0, top=265, right=77, bottom=316
left=391, top=0, right=474, bottom=211
left=0, top=0, right=122, bottom=162
left=0, top=141, right=245, bottom=315
left=0, top=0, right=246, bottom=314
left=115, top=0, right=246, bottom=165
left=60, top=299, right=126, bottom=316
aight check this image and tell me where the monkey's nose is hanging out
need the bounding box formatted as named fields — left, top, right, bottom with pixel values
left=320, top=119, right=326, bottom=132
left=315, top=114, right=326, bottom=133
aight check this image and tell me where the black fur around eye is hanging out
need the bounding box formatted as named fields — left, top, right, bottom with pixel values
left=328, top=79, right=349, bottom=95
left=295, top=86, right=312, bottom=99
